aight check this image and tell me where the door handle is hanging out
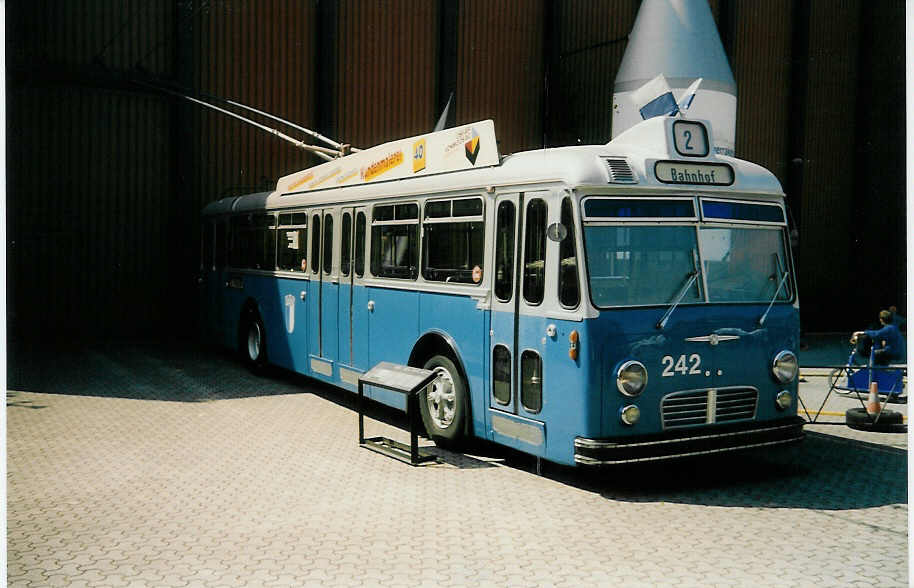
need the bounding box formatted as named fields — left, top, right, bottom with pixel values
left=300, top=291, right=306, bottom=301
left=367, top=301, right=375, bottom=311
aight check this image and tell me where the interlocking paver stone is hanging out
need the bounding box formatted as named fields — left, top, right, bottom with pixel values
left=7, top=343, right=908, bottom=587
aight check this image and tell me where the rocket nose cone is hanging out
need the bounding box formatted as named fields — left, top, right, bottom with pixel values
left=615, top=0, right=735, bottom=93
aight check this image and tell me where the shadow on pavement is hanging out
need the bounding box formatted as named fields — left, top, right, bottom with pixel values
left=6, top=340, right=500, bottom=470
left=533, top=432, right=906, bottom=511
left=7, top=340, right=336, bottom=403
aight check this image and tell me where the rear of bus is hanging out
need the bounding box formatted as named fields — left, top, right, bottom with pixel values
left=571, top=124, right=804, bottom=465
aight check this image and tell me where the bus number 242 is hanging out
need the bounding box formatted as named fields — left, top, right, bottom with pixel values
left=661, top=354, right=702, bottom=377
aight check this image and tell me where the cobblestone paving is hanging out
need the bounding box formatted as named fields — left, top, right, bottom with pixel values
left=7, top=343, right=909, bottom=587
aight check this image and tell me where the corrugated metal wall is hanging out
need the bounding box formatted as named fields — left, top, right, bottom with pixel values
left=795, top=1, right=862, bottom=328
left=728, top=0, right=793, bottom=182
left=456, top=0, right=545, bottom=155
left=331, top=1, right=439, bottom=149
left=547, top=1, right=639, bottom=147
left=850, top=0, right=907, bottom=319
left=6, top=0, right=906, bottom=340
left=7, top=1, right=176, bottom=339
left=192, top=1, right=319, bottom=206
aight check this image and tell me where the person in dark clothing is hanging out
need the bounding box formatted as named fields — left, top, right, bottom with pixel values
left=852, top=310, right=907, bottom=365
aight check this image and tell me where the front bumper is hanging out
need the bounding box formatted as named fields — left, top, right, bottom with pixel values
left=574, top=417, right=805, bottom=466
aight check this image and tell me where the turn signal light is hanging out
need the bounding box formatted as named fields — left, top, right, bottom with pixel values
left=569, top=330, right=579, bottom=361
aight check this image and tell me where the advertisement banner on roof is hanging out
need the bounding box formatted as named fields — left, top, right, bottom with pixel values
left=277, top=120, right=499, bottom=195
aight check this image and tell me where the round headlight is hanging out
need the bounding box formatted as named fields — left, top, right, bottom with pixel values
left=620, top=404, right=641, bottom=426
left=772, top=350, right=799, bottom=383
left=617, top=360, right=648, bottom=397
left=776, top=390, right=792, bottom=410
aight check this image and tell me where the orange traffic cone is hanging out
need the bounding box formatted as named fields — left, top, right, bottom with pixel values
left=866, top=381, right=880, bottom=415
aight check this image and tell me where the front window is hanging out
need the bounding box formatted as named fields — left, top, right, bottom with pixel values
left=699, top=227, right=791, bottom=303
left=583, top=196, right=793, bottom=308
left=584, top=225, right=701, bottom=307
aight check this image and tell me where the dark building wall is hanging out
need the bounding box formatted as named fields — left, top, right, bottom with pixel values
left=455, top=0, right=546, bottom=155
left=331, top=0, right=439, bottom=149
left=546, top=1, right=639, bottom=147
left=6, top=0, right=906, bottom=341
left=850, top=0, right=907, bottom=324
left=7, top=1, right=177, bottom=340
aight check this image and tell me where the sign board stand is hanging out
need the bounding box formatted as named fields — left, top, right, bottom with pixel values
left=358, top=362, right=440, bottom=466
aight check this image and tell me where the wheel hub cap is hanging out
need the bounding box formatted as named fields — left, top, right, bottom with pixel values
left=427, top=367, right=456, bottom=429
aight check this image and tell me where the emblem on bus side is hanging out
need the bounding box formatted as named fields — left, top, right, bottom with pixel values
left=465, top=128, right=480, bottom=164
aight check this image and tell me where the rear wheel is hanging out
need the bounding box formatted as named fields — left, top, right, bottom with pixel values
left=241, top=312, right=267, bottom=372
left=419, top=355, right=467, bottom=445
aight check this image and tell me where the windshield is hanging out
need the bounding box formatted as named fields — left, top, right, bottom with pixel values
left=698, top=226, right=791, bottom=303
left=584, top=226, right=701, bottom=307
left=584, top=224, right=791, bottom=307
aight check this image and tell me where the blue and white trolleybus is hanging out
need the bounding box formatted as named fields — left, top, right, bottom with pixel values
left=199, top=116, right=804, bottom=466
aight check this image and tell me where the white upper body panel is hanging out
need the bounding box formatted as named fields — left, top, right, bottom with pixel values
left=202, top=117, right=784, bottom=216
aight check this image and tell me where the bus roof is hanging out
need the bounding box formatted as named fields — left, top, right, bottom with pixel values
left=202, top=116, right=784, bottom=216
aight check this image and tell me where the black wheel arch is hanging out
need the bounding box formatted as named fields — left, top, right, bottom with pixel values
left=409, top=330, right=474, bottom=436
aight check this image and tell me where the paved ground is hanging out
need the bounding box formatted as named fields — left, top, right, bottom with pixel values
left=6, top=342, right=909, bottom=587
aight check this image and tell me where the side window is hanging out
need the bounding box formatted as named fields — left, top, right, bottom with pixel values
left=494, top=201, right=516, bottom=302
left=322, top=213, right=334, bottom=275
left=340, top=212, right=352, bottom=277
left=201, top=221, right=214, bottom=271
left=493, top=345, right=511, bottom=405
left=523, top=198, right=547, bottom=304
left=370, top=203, right=419, bottom=279
left=215, top=221, right=226, bottom=268
left=558, top=197, right=580, bottom=308
left=230, top=215, right=254, bottom=268
left=278, top=212, right=307, bottom=272
left=355, top=211, right=366, bottom=277
left=422, top=197, right=484, bottom=284
left=521, top=350, right=543, bottom=413
left=253, top=213, right=276, bottom=270
left=310, top=214, right=321, bottom=275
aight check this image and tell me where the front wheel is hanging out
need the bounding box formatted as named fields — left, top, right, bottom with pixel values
left=419, top=355, right=467, bottom=446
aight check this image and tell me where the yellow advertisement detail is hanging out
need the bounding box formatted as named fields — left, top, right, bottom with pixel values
left=361, top=150, right=404, bottom=181
left=287, top=172, right=315, bottom=191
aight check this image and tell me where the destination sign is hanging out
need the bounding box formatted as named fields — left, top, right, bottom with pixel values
left=654, top=161, right=733, bottom=186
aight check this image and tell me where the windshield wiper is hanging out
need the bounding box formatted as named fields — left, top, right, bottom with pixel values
left=656, top=250, right=701, bottom=330
left=758, top=253, right=790, bottom=326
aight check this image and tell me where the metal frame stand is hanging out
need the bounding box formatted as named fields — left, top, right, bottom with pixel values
left=358, top=362, right=440, bottom=466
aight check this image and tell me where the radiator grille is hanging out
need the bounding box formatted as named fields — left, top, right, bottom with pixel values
left=661, top=387, right=758, bottom=429
left=602, top=157, right=637, bottom=184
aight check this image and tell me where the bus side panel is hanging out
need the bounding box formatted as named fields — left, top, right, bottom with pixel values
left=222, top=272, right=247, bottom=352
left=514, top=314, right=592, bottom=465
left=418, top=292, right=488, bottom=438
left=366, top=286, right=420, bottom=409
left=541, top=318, right=596, bottom=465
left=270, top=277, right=310, bottom=373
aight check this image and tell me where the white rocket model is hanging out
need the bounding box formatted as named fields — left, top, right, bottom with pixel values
left=611, top=0, right=737, bottom=156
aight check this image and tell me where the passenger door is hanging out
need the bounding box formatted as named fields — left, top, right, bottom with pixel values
left=338, top=206, right=369, bottom=385
left=489, top=191, right=550, bottom=421
left=306, top=207, right=339, bottom=378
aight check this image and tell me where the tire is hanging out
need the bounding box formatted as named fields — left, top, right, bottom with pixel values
left=845, top=407, right=905, bottom=432
left=419, top=355, right=467, bottom=446
left=240, top=311, right=267, bottom=372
